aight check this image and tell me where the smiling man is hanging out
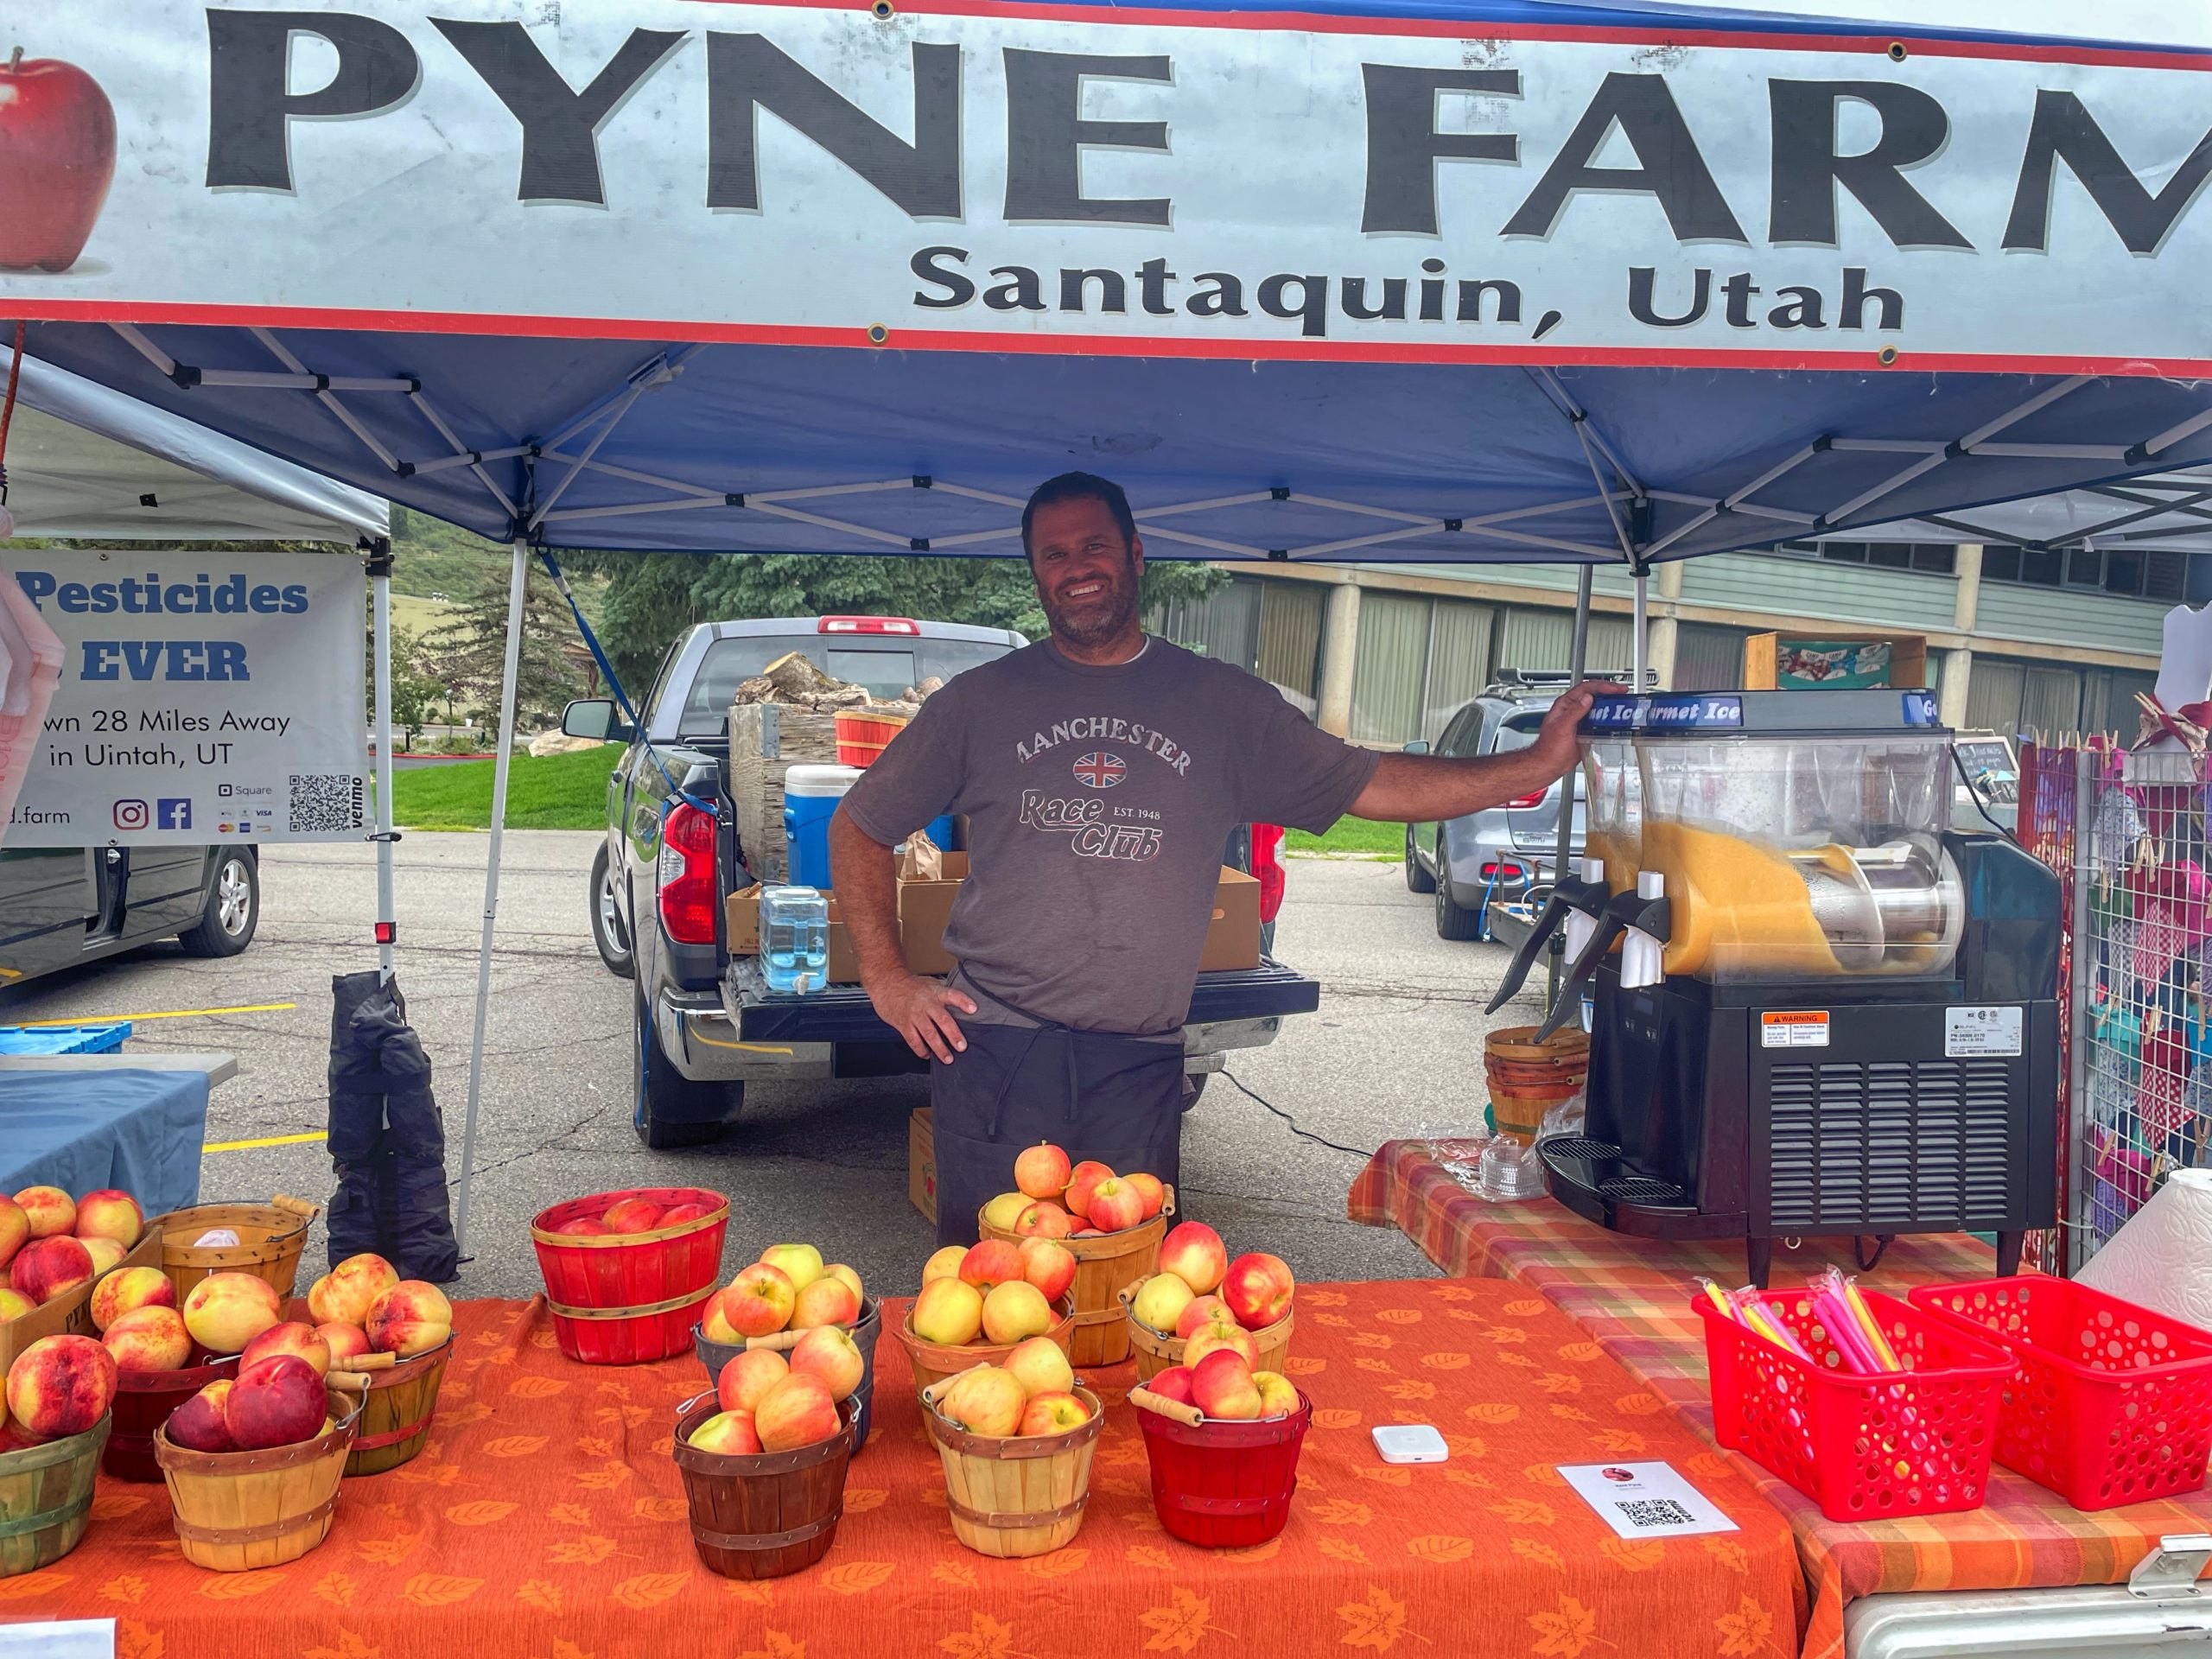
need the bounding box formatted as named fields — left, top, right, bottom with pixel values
left=832, top=471, right=1605, bottom=1244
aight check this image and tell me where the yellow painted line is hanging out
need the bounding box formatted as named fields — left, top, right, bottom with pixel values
left=687, top=1032, right=796, bottom=1055
left=204, top=1131, right=327, bottom=1153
left=16, top=1001, right=296, bottom=1027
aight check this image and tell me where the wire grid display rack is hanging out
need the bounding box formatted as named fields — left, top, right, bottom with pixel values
left=2021, top=738, right=2209, bottom=1273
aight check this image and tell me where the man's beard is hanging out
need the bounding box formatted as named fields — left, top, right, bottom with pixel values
left=1042, top=557, right=1141, bottom=647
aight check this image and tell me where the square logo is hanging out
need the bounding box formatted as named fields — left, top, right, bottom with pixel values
left=156, top=798, right=192, bottom=830
left=217, top=783, right=234, bottom=798
left=111, top=799, right=149, bottom=830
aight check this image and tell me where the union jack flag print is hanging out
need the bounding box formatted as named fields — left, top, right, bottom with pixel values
left=1071, top=751, right=1127, bottom=789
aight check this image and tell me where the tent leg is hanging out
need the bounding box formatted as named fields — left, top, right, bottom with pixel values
left=370, top=541, right=397, bottom=983
left=1544, top=565, right=1594, bottom=1014
left=1632, top=569, right=1648, bottom=690
left=453, top=537, right=530, bottom=1258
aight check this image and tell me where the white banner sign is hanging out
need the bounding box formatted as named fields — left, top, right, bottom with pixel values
left=3, top=550, right=367, bottom=845
left=0, top=3, right=2208, bottom=370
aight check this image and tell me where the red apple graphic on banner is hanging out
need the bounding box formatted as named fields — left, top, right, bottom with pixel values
left=0, top=47, right=117, bottom=272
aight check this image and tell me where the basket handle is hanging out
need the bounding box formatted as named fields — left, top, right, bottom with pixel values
left=332, top=1351, right=397, bottom=1373
left=1128, top=1387, right=1204, bottom=1427
left=1161, top=1183, right=1176, bottom=1218
left=918, top=1362, right=990, bottom=1409
left=745, top=1328, right=805, bottom=1353
left=327, top=1370, right=372, bottom=1395
left=271, top=1194, right=321, bottom=1220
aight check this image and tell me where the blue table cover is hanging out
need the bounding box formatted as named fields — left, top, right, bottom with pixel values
left=0, top=1068, right=208, bottom=1217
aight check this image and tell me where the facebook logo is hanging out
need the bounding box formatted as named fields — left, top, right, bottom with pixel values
left=156, top=798, right=192, bottom=830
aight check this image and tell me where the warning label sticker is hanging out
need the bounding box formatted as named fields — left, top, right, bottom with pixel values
left=1759, top=1011, right=1831, bottom=1049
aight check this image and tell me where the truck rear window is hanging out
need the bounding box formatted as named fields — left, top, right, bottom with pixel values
left=680, top=635, right=1018, bottom=734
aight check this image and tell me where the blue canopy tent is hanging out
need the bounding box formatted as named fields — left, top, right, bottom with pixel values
left=7, top=0, right=2210, bottom=1246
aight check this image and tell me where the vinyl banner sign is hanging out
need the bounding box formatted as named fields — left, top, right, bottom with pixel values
left=2, top=551, right=367, bottom=845
left=0, top=3, right=2209, bottom=370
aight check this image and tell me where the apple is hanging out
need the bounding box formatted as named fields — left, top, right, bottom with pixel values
left=959, top=1239, right=1024, bottom=1295
left=790, top=1276, right=860, bottom=1332
left=1019, top=1391, right=1090, bottom=1436
left=981, top=1192, right=1030, bottom=1233
left=552, top=1217, right=610, bottom=1237
left=921, top=1245, right=967, bottom=1285
left=242, top=1321, right=331, bottom=1377
left=758, top=1243, right=824, bottom=1294
left=1071, top=1229, right=1105, bottom=1237
left=1131, top=1274, right=1195, bottom=1336
left=700, top=1294, right=744, bottom=1346
left=5, top=1333, right=117, bottom=1438
left=1191, top=1349, right=1262, bottom=1420
left=1012, top=1201, right=1071, bottom=1240
left=1126, top=1173, right=1167, bottom=1221
left=721, top=1264, right=797, bottom=1338
left=12, top=1186, right=74, bottom=1239
left=601, top=1198, right=664, bottom=1234
left=789, top=1325, right=865, bottom=1402
left=754, top=1372, right=840, bottom=1452
left=911, top=1279, right=984, bottom=1347
left=1185, top=1324, right=1260, bottom=1371
left=1085, top=1179, right=1144, bottom=1234
left=1253, top=1371, right=1300, bottom=1419
left=166, top=1379, right=237, bottom=1452
left=981, top=1281, right=1054, bottom=1346
left=1019, top=1239, right=1077, bottom=1305
left=316, top=1323, right=370, bottom=1364
left=823, top=1264, right=863, bottom=1306
left=73, top=1189, right=142, bottom=1248
left=658, top=1202, right=714, bottom=1227
left=1002, top=1335, right=1072, bottom=1400
left=80, top=1237, right=124, bottom=1276
left=308, top=1255, right=399, bottom=1327
left=1014, top=1142, right=1071, bottom=1201
left=89, top=1265, right=174, bottom=1333
left=1063, top=1163, right=1115, bottom=1223
left=688, top=1408, right=761, bottom=1455
left=12, top=1236, right=94, bottom=1306
left=103, top=1305, right=192, bottom=1373
left=0, top=1288, right=31, bottom=1324
left=0, top=1195, right=25, bottom=1271
left=716, top=1348, right=788, bottom=1415
left=0, top=49, right=116, bottom=273
left=365, top=1281, right=453, bottom=1357
left=1174, top=1295, right=1230, bottom=1340
left=1158, top=1222, right=1229, bottom=1295
left=225, top=1355, right=326, bottom=1450
left=938, top=1365, right=1024, bottom=1437
left=1221, top=1253, right=1296, bottom=1331
left=1147, top=1364, right=1196, bottom=1407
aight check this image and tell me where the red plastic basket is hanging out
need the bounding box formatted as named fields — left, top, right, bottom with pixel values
left=1135, top=1390, right=1313, bottom=1547
left=1909, top=1276, right=2212, bottom=1510
left=530, top=1187, right=729, bottom=1365
left=1695, top=1286, right=2015, bottom=1522
left=834, top=710, right=908, bottom=768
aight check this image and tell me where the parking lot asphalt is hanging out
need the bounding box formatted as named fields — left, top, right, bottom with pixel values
left=0, top=833, right=1544, bottom=1300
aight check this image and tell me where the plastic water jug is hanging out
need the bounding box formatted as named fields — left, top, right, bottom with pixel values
left=760, top=885, right=830, bottom=994
left=783, top=764, right=861, bottom=889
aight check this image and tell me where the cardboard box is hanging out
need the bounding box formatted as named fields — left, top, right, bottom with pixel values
left=909, top=1108, right=937, bottom=1224
left=1743, top=630, right=1928, bottom=690
left=896, top=850, right=969, bottom=976
left=724, top=886, right=861, bottom=983
left=1199, top=866, right=1262, bottom=972
left=0, top=1222, right=163, bottom=1375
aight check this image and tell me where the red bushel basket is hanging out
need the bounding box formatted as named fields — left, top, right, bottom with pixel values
left=530, top=1187, right=729, bottom=1364
left=1135, top=1390, right=1313, bottom=1548
left=1696, top=1286, right=2015, bottom=1523
left=1910, top=1276, right=2212, bottom=1510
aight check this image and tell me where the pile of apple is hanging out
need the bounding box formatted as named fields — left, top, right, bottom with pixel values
left=912, top=1237, right=1071, bottom=1349
left=932, top=1338, right=1093, bottom=1440
left=1128, top=1222, right=1296, bottom=1344
left=548, top=1195, right=717, bottom=1236
left=0, top=1185, right=145, bottom=1318
left=303, top=1253, right=454, bottom=1362
left=689, top=1327, right=867, bottom=1457
left=982, top=1142, right=1167, bottom=1240
left=1147, top=1351, right=1300, bottom=1424
left=2, top=1333, right=118, bottom=1451
left=702, top=1244, right=864, bottom=1344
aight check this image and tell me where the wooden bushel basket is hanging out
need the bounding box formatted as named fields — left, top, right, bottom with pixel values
left=150, top=1196, right=320, bottom=1303
left=891, top=1294, right=1077, bottom=1400
left=1119, top=1275, right=1294, bottom=1382
left=106, top=1352, right=238, bottom=1482
left=340, top=1339, right=453, bottom=1476
left=671, top=1392, right=860, bottom=1580
left=923, top=1370, right=1103, bottom=1560
left=0, top=1413, right=110, bottom=1579
left=977, top=1185, right=1174, bottom=1367
left=155, top=1384, right=361, bottom=1573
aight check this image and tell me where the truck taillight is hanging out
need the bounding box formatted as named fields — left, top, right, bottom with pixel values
left=1507, top=789, right=1547, bottom=810
left=658, top=803, right=719, bottom=944
left=818, top=616, right=919, bottom=635
left=1251, top=823, right=1286, bottom=924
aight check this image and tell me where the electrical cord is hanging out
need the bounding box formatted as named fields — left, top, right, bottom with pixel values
left=1218, top=1066, right=1378, bottom=1160
left=1952, top=743, right=2019, bottom=844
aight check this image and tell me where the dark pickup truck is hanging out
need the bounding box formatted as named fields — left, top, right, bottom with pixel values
left=563, top=616, right=1319, bottom=1148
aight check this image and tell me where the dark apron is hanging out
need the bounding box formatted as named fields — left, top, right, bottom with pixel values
left=929, top=992, right=1185, bottom=1249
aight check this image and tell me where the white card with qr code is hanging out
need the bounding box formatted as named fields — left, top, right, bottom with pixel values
left=1557, top=1462, right=1738, bottom=1539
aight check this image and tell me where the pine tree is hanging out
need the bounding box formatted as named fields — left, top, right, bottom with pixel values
left=419, top=566, right=581, bottom=732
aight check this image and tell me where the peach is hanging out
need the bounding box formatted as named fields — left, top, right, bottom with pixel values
left=5, top=1333, right=118, bottom=1438
left=80, top=1238, right=125, bottom=1276
left=183, top=1272, right=283, bottom=1354
left=757, top=1243, right=823, bottom=1294
left=316, top=1323, right=370, bottom=1364
left=242, top=1321, right=332, bottom=1377
left=1014, top=1141, right=1071, bottom=1201
left=1126, top=1173, right=1167, bottom=1220
left=1085, top=1178, right=1144, bottom=1233
left=13, top=1186, right=75, bottom=1239
left=1132, top=1273, right=1195, bottom=1335
left=1003, top=1334, right=1072, bottom=1400
left=12, top=1236, right=94, bottom=1306
left=1191, top=1348, right=1262, bottom=1420
left=552, top=1217, right=610, bottom=1236
left=1158, top=1222, right=1228, bottom=1295
left=1221, top=1253, right=1296, bottom=1331
left=1012, top=1201, right=1071, bottom=1240
left=658, top=1202, right=714, bottom=1226
left=823, top=1264, right=863, bottom=1306
left=1174, top=1295, right=1230, bottom=1340
left=308, top=1255, right=399, bottom=1326
left=1147, top=1364, right=1196, bottom=1407
left=1019, top=1239, right=1077, bottom=1306
left=789, top=1325, right=865, bottom=1401
left=722, top=1263, right=797, bottom=1338
left=0, top=1193, right=26, bottom=1268
left=938, top=1364, right=1024, bottom=1437
left=365, top=1281, right=452, bottom=1357
left=1019, top=1391, right=1090, bottom=1435
left=754, top=1372, right=840, bottom=1452
left=958, top=1239, right=1023, bottom=1295
left=73, top=1189, right=143, bottom=1248
left=716, top=1348, right=788, bottom=1415
left=688, top=1408, right=761, bottom=1455
left=912, top=1278, right=984, bottom=1346
left=226, top=1354, right=326, bottom=1450
left=90, top=1266, right=175, bottom=1332
left=166, top=1379, right=236, bottom=1452
left=700, top=1294, right=744, bottom=1346
left=601, top=1198, right=664, bottom=1234
left=0, top=1288, right=30, bottom=1325
left=104, top=1306, right=193, bottom=1373
left=981, top=1281, right=1053, bottom=1345
left=1253, top=1371, right=1300, bottom=1419
left=921, top=1245, right=967, bottom=1285
left=1063, top=1163, right=1115, bottom=1222
left=790, top=1276, right=860, bottom=1332
left=981, top=1192, right=1030, bottom=1232
left=1185, top=1324, right=1260, bottom=1371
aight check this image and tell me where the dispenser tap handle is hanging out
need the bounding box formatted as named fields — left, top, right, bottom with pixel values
left=1482, top=874, right=1611, bottom=1015
left=1531, top=888, right=1644, bottom=1041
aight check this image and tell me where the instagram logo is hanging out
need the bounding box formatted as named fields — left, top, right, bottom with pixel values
left=112, top=799, right=149, bottom=830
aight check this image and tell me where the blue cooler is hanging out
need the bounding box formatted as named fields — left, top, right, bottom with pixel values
left=783, top=764, right=861, bottom=888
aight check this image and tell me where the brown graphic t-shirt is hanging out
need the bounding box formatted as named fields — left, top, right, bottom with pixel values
left=837, top=637, right=1380, bottom=1036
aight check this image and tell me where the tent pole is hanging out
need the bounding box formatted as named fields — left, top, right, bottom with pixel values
left=1632, top=570, right=1648, bottom=689
left=1545, top=564, right=1594, bottom=1013
left=454, top=536, right=530, bottom=1257
left=369, top=540, right=397, bottom=983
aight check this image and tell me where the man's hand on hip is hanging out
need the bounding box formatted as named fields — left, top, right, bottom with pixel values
left=866, top=969, right=977, bottom=1064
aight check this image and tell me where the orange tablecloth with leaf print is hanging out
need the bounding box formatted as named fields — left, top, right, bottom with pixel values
left=3, top=1283, right=1801, bottom=1659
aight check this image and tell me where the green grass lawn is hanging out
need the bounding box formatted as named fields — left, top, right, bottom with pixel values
left=1285, top=816, right=1405, bottom=858
left=389, top=747, right=614, bottom=830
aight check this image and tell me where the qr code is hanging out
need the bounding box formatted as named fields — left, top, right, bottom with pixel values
left=1617, top=1498, right=1696, bottom=1530
left=289, top=773, right=364, bottom=833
